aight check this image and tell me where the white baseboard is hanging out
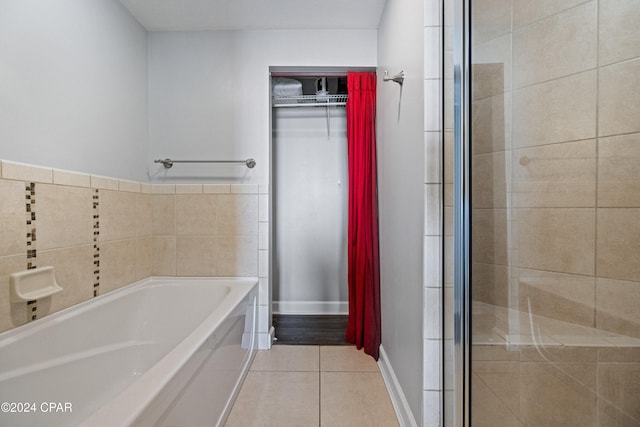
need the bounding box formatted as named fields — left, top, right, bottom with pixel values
left=378, top=345, right=419, bottom=427
left=273, top=300, right=348, bottom=315
left=257, top=327, right=275, bottom=350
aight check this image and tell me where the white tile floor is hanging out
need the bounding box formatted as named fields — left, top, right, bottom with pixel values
left=225, top=345, right=400, bottom=426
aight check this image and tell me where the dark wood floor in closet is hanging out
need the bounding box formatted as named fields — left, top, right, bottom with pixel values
left=273, top=314, right=350, bottom=345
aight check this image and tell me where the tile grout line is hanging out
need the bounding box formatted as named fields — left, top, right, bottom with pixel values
left=318, top=345, right=321, bottom=427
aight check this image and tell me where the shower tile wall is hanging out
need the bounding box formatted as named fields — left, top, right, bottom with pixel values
left=471, top=0, right=640, bottom=337
left=464, top=0, right=640, bottom=425
left=0, top=160, right=262, bottom=335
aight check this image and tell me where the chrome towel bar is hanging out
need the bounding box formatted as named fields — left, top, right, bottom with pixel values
left=154, top=158, right=256, bottom=169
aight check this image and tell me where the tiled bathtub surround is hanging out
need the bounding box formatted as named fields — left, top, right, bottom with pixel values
left=0, top=160, right=263, bottom=335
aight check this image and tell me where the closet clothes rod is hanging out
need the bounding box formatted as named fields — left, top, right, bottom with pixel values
left=154, top=158, right=256, bottom=169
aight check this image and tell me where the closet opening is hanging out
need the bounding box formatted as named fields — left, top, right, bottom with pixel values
left=269, top=67, right=374, bottom=345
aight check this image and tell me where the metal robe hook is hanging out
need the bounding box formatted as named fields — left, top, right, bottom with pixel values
left=383, top=70, right=405, bottom=85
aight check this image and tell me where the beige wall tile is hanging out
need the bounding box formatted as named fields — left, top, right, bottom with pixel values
left=444, top=132, right=454, bottom=185
left=472, top=262, right=509, bottom=307
left=473, top=34, right=512, bottom=99
left=513, top=0, right=590, bottom=28
left=151, top=184, right=175, bottom=194
left=517, top=208, right=595, bottom=275
left=598, top=133, right=640, bottom=207
left=37, top=245, right=94, bottom=315
left=597, top=363, right=640, bottom=424
left=599, top=58, right=640, bottom=137
left=444, top=206, right=453, bottom=236
left=151, top=195, right=175, bottom=235
left=37, top=184, right=93, bottom=251
left=135, top=193, right=152, bottom=237
left=203, top=184, right=230, bottom=194
left=472, top=63, right=506, bottom=102
left=217, top=235, right=258, bottom=276
left=471, top=0, right=512, bottom=44
left=230, top=184, right=259, bottom=194
left=0, top=255, right=30, bottom=333
left=176, top=195, right=217, bottom=235
left=152, top=236, right=176, bottom=276
left=512, top=139, right=596, bottom=208
left=472, top=209, right=509, bottom=266
left=175, top=184, right=203, bottom=194
left=321, top=372, right=399, bottom=427
left=444, top=236, right=454, bottom=286
left=90, top=175, right=118, bottom=191
left=472, top=93, right=511, bottom=154
left=0, top=180, right=27, bottom=257
left=176, top=235, right=217, bottom=276
left=512, top=71, right=596, bottom=148
left=474, top=369, right=520, bottom=416
left=100, top=190, right=137, bottom=242
left=513, top=2, right=596, bottom=88
left=473, top=151, right=508, bottom=209
left=597, top=209, right=640, bottom=281
left=517, top=268, right=595, bottom=327
left=218, top=195, right=258, bottom=236
left=603, top=365, right=640, bottom=415
left=53, top=169, right=91, bottom=187
left=599, top=0, right=640, bottom=66
left=100, top=239, right=136, bottom=294
left=136, top=236, right=153, bottom=281
left=519, top=362, right=596, bottom=425
left=472, top=374, right=525, bottom=426
left=118, top=180, right=141, bottom=193
left=2, top=161, right=52, bottom=183
left=596, top=278, right=640, bottom=338
left=444, top=78, right=454, bottom=131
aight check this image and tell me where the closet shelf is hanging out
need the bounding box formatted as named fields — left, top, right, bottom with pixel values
left=273, top=94, right=348, bottom=107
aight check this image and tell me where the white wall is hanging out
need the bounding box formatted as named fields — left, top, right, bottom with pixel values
left=377, top=0, right=425, bottom=423
left=272, top=107, right=349, bottom=314
left=0, top=0, right=148, bottom=181
left=148, top=29, right=377, bottom=184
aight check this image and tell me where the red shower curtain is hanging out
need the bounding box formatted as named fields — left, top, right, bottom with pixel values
left=345, top=71, right=381, bottom=360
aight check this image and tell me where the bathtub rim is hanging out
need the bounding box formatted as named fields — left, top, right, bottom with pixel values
left=0, top=276, right=258, bottom=345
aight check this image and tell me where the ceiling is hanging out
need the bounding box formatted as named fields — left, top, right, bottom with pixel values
left=119, top=0, right=388, bottom=31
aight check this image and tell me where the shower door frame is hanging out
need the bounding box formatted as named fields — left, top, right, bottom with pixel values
left=451, top=0, right=471, bottom=425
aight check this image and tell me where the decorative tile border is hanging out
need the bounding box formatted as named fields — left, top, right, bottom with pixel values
left=25, top=182, right=38, bottom=321
left=93, top=189, right=100, bottom=297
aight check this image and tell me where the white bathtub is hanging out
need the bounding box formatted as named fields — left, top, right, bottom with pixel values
left=0, top=277, right=258, bottom=427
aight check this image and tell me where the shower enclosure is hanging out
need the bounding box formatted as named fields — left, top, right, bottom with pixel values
left=445, top=0, right=640, bottom=425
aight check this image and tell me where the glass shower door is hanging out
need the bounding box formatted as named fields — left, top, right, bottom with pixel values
left=446, top=0, right=640, bottom=425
